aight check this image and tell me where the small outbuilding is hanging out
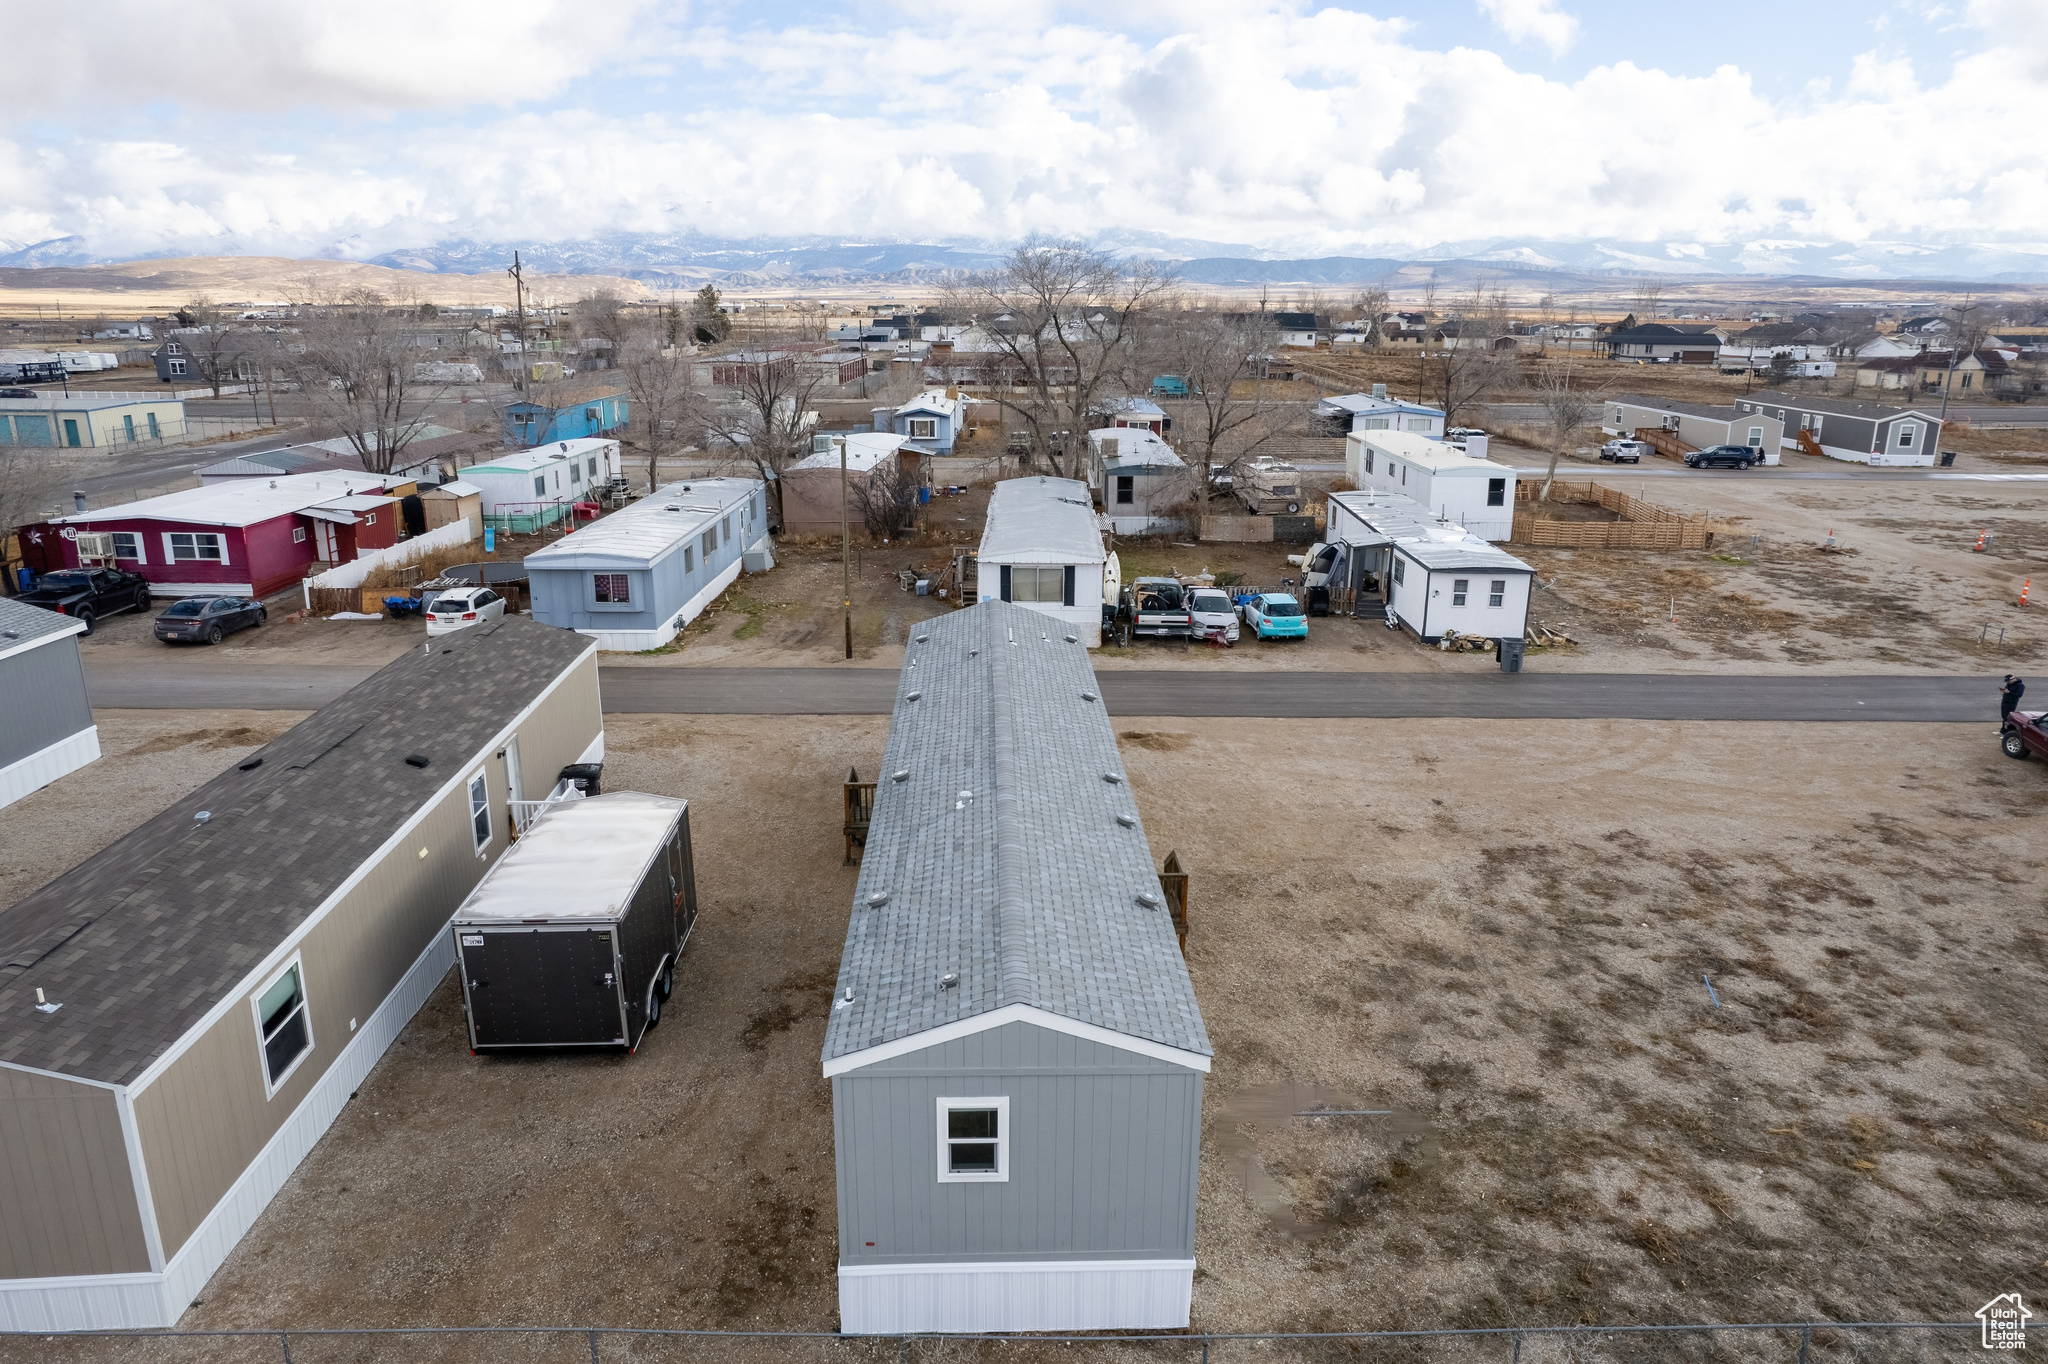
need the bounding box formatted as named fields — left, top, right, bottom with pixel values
left=420, top=480, right=485, bottom=534
left=0, top=616, right=603, bottom=1330
left=457, top=439, right=623, bottom=533
left=1735, top=391, right=1942, bottom=466
left=1087, top=427, right=1189, bottom=536
left=976, top=477, right=1109, bottom=645
left=1602, top=396, right=1784, bottom=465
left=525, top=477, right=769, bottom=651
left=781, top=433, right=924, bottom=537
left=0, top=395, right=185, bottom=449
left=1325, top=490, right=1534, bottom=642
left=826, top=600, right=1211, bottom=1333
left=0, top=598, right=99, bottom=810
left=1344, top=430, right=1517, bottom=540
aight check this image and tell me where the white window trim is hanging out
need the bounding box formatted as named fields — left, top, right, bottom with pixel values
left=163, top=531, right=228, bottom=565
left=467, top=769, right=492, bottom=857
left=112, top=531, right=145, bottom=564
left=251, top=953, right=314, bottom=1100
left=936, top=1095, right=1010, bottom=1183
left=1897, top=421, right=1918, bottom=448
left=293, top=526, right=307, bottom=543
left=909, top=418, right=938, bottom=439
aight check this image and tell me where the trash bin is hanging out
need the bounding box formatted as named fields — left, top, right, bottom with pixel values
left=1939, top=450, right=1957, bottom=467
left=1307, top=585, right=1330, bottom=616
left=1497, top=636, right=1525, bottom=674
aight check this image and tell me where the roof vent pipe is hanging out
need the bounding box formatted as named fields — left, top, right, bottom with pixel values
left=73, top=491, right=87, bottom=513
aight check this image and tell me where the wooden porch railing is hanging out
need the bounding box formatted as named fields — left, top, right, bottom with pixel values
left=844, top=766, right=877, bottom=864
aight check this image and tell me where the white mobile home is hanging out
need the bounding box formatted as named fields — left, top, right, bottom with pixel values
left=1602, top=396, right=1784, bottom=465
left=1325, top=491, right=1534, bottom=643
left=826, top=600, right=1210, bottom=1333
left=977, top=477, right=1109, bottom=645
left=1316, top=391, right=1446, bottom=439
left=457, top=439, right=622, bottom=533
left=526, top=477, right=769, bottom=651
left=1344, top=430, right=1516, bottom=541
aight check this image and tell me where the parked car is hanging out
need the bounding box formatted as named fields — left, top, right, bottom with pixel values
left=1240, top=592, right=1308, bottom=640
left=2002, top=710, right=2048, bottom=761
left=0, top=387, right=38, bottom=399
left=1186, top=588, right=1239, bottom=645
left=1600, top=439, right=1649, bottom=463
left=17, top=566, right=153, bottom=634
left=1112, top=576, right=1193, bottom=644
left=1686, top=444, right=1763, bottom=469
left=154, top=596, right=266, bottom=645
left=425, top=586, right=508, bottom=636
left=1445, top=427, right=1488, bottom=449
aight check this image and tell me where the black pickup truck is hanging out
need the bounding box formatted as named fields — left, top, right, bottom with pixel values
left=20, top=567, right=154, bottom=634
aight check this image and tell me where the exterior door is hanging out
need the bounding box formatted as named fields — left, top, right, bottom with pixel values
left=460, top=927, right=624, bottom=1048
left=503, top=736, right=524, bottom=841
left=63, top=419, right=81, bottom=447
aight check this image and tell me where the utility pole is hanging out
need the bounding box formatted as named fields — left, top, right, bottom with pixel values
left=838, top=436, right=853, bottom=660
left=508, top=252, right=529, bottom=394
left=1935, top=295, right=1980, bottom=433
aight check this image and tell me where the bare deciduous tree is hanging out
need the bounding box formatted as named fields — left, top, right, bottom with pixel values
left=1140, top=304, right=1286, bottom=512
left=175, top=296, right=249, bottom=398
left=1353, top=280, right=1390, bottom=344
left=847, top=453, right=924, bottom=541
left=705, top=343, right=829, bottom=525
left=943, top=237, right=1174, bottom=478
left=1532, top=357, right=1603, bottom=501
left=284, top=288, right=449, bottom=475
left=1632, top=282, right=1664, bottom=322
left=619, top=320, right=706, bottom=492
left=1427, top=284, right=1516, bottom=430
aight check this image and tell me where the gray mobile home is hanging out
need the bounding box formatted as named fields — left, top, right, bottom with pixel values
left=825, top=600, right=1210, bottom=1334
left=1088, top=427, right=1189, bottom=535
left=1736, top=391, right=1942, bottom=466
left=0, top=617, right=602, bottom=1330
left=526, top=477, right=769, bottom=651
left=1603, top=395, right=1785, bottom=465
left=0, top=598, right=99, bottom=810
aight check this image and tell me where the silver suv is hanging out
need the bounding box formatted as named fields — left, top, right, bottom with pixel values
left=1599, top=439, right=1649, bottom=463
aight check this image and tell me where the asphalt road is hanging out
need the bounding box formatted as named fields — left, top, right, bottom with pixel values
left=1485, top=402, right=2048, bottom=428
left=85, top=661, right=1998, bottom=721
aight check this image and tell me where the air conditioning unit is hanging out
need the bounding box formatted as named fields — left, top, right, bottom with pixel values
left=74, top=532, right=117, bottom=560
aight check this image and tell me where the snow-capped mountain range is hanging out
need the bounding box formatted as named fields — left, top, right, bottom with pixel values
left=3, top=231, right=2046, bottom=286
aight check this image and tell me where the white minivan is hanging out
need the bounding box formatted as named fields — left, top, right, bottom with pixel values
left=425, top=586, right=508, bottom=636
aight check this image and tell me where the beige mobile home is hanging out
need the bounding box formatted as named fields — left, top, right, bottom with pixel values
left=0, top=617, right=603, bottom=1330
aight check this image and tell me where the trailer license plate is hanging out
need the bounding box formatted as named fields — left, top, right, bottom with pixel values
left=460, top=935, right=483, bottom=947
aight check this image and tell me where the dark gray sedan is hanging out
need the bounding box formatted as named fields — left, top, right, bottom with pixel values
left=155, top=596, right=267, bottom=645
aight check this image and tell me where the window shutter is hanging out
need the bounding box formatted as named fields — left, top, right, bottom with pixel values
left=1063, top=565, right=1076, bottom=606
left=999, top=564, right=1012, bottom=601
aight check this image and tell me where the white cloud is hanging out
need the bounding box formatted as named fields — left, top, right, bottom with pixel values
left=1474, top=0, right=1579, bottom=57
left=5, top=1, right=2048, bottom=263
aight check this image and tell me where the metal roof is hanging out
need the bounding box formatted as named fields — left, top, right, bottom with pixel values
left=822, top=600, right=1210, bottom=1067
left=1091, top=428, right=1185, bottom=470
left=1353, top=429, right=1513, bottom=475
left=977, top=477, right=1105, bottom=565
left=524, top=477, right=760, bottom=569
left=460, top=438, right=617, bottom=476
left=1611, top=394, right=1753, bottom=422
left=0, top=396, right=179, bottom=412
left=0, top=596, right=85, bottom=664
left=1326, top=490, right=1534, bottom=575
left=54, top=471, right=390, bottom=529
left=451, top=793, right=685, bottom=924
left=0, top=616, right=596, bottom=1086
left=1318, top=392, right=1444, bottom=419
left=790, top=432, right=909, bottom=473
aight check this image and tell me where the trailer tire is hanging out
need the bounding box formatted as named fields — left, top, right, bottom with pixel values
left=644, top=986, right=662, bottom=1030
left=658, top=958, right=675, bottom=1000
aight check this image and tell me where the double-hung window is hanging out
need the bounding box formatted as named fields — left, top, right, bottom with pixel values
left=166, top=532, right=224, bottom=563
left=1488, top=579, right=1506, bottom=608
left=1115, top=475, right=1134, bottom=505
left=936, top=1096, right=1008, bottom=1182
left=588, top=456, right=599, bottom=479
left=1392, top=558, right=1405, bottom=586
left=593, top=573, right=630, bottom=604
left=1897, top=422, right=1918, bottom=449
left=533, top=475, right=547, bottom=496
left=909, top=418, right=937, bottom=440
left=1486, top=478, right=1506, bottom=507
left=111, top=531, right=143, bottom=563
left=702, top=529, right=717, bottom=559
left=468, top=770, right=492, bottom=854
left=1451, top=578, right=1468, bottom=607
left=722, top=516, right=731, bottom=545
left=253, top=959, right=313, bottom=1095
left=1360, top=449, right=1374, bottom=473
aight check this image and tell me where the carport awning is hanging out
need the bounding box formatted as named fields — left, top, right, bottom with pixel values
left=299, top=506, right=360, bottom=525
left=1333, top=530, right=1392, bottom=548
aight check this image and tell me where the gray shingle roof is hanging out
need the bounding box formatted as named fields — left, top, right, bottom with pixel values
left=822, top=600, right=1209, bottom=1066
left=0, top=615, right=595, bottom=1086
left=0, top=596, right=85, bottom=657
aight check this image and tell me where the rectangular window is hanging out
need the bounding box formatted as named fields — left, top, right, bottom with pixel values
left=1116, top=475, right=1134, bottom=504
left=1747, top=426, right=1764, bottom=447
left=722, top=516, right=731, bottom=545
left=684, top=545, right=694, bottom=572
left=293, top=526, right=307, bottom=543
left=937, top=1096, right=1009, bottom=1182
left=584, top=407, right=599, bottom=424
left=1400, top=465, right=1406, bottom=485
left=1898, top=422, right=1918, bottom=449
left=1489, top=580, right=1506, bottom=608
left=1361, top=449, right=1374, bottom=473
left=468, top=770, right=491, bottom=854
left=111, top=531, right=143, bottom=562
left=569, top=463, right=581, bottom=485
left=909, top=418, right=938, bottom=440
left=594, top=573, right=630, bottom=603
left=1392, top=558, right=1405, bottom=585
left=534, top=475, right=546, bottom=496
left=252, top=959, right=312, bottom=1095
left=1363, top=416, right=1389, bottom=430
left=702, top=530, right=717, bottom=558
left=1008, top=565, right=1068, bottom=602
left=588, top=456, right=598, bottom=478
left=364, top=511, right=376, bottom=524
left=1451, top=578, right=1468, bottom=606
left=168, top=358, right=187, bottom=376
left=166, top=532, right=225, bottom=563
left=1487, top=478, right=1505, bottom=507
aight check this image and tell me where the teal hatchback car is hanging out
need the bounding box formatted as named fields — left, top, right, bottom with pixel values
left=1241, top=592, right=1308, bottom=640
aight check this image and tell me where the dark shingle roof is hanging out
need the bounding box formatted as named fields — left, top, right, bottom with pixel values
left=0, top=597, right=84, bottom=655
left=822, top=600, right=1209, bottom=1066
left=0, top=616, right=594, bottom=1085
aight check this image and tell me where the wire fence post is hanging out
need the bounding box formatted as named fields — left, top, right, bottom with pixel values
left=1201, top=1338, right=1209, bottom=1364
left=278, top=1331, right=292, bottom=1364
left=590, top=1328, right=602, bottom=1364
left=1798, top=1325, right=1811, bottom=1364
left=899, top=1336, right=912, bottom=1364
left=1511, top=1330, right=1522, bottom=1364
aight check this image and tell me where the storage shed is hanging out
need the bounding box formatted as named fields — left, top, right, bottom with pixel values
left=0, top=396, right=186, bottom=450
left=826, top=600, right=1210, bottom=1333
left=0, top=598, right=99, bottom=810
left=525, top=477, right=768, bottom=651
left=976, top=477, right=1108, bottom=646
left=421, top=480, right=484, bottom=534
left=1602, top=396, right=1783, bottom=465
left=0, top=616, right=603, bottom=1330
left=1344, top=430, right=1517, bottom=540
left=458, top=439, right=622, bottom=533
left=1325, top=491, right=1534, bottom=642
left=781, top=433, right=922, bottom=536
left=1087, top=428, right=1188, bottom=535
left=1735, top=392, right=1942, bottom=466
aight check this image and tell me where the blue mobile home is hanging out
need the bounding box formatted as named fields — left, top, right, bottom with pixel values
left=873, top=388, right=966, bottom=453
left=526, top=477, right=769, bottom=650
left=504, top=385, right=628, bottom=448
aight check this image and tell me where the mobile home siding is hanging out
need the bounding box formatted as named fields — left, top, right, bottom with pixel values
left=0, top=1069, right=150, bottom=1279
left=0, top=637, right=94, bottom=770
left=833, top=1022, right=1202, bottom=1267
left=129, top=655, right=601, bottom=1259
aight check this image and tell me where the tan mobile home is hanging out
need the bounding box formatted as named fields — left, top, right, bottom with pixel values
left=0, top=616, right=603, bottom=1330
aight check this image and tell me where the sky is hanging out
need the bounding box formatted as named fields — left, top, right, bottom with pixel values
left=3, top=0, right=2046, bottom=264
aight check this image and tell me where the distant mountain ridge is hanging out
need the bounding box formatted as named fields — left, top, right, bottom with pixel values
left=3, top=230, right=2046, bottom=287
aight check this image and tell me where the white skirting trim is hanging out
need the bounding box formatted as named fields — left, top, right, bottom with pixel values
left=146, top=582, right=255, bottom=597
left=576, top=556, right=745, bottom=652
left=0, top=927, right=456, bottom=1331
left=838, top=1258, right=1194, bottom=1334
left=0, top=724, right=99, bottom=812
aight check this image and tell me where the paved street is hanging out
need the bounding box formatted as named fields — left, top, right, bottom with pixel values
left=84, top=660, right=1997, bottom=721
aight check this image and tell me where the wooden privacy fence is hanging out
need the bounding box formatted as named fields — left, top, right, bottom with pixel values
left=1200, top=513, right=1320, bottom=543
left=1512, top=481, right=1713, bottom=551
left=844, top=767, right=877, bottom=864
left=1158, top=850, right=1189, bottom=952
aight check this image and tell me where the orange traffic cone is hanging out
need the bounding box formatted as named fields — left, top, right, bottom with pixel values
left=1973, top=529, right=1988, bottom=552
left=2022, top=579, right=2033, bottom=608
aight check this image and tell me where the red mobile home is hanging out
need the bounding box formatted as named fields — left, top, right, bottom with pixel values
left=22, top=473, right=395, bottom=599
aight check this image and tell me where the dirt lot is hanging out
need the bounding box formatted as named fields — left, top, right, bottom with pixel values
left=16, top=712, right=2035, bottom=1340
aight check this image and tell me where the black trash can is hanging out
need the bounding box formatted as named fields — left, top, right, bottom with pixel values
left=558, top=762, right=604, bottom=797
left=1497, top=637, right=1525, bottom=674
left=1939, top=450, right=1957, bottom=467
left=1307, top=585, right=1330, bottom=617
